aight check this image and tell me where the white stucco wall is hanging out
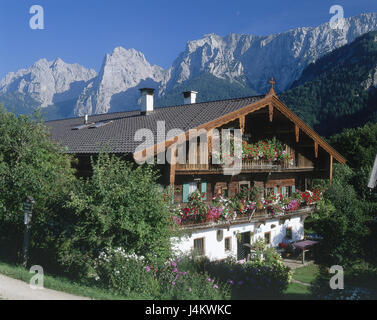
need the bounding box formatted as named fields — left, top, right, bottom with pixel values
left=171, top=216, right=305, bottom=261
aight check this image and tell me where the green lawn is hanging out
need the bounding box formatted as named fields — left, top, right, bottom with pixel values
left=283, top=264, right=320, bottom=300
left=284, top=282, right=312, bottom=299
left=293, top=264, right=320, bottom=284
left=0, top=261, right=144, bottom=300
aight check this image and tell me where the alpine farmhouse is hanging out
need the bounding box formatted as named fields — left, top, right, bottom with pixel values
left=47, top=79, right=346, bottom=261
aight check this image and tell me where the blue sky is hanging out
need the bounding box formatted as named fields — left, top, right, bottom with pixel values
left=0, top=0, right=376, bottom=78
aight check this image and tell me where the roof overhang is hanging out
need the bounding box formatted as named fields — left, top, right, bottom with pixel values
left=133, top=94, right=347, bottom=165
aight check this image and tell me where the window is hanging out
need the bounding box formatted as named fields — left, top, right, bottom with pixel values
left=240, top=184, right=249, bottom=192
left=225, top=237, right=232, bottom=252
left=194, top=238, right=205, bottom=256
left=286, top=227, right=293, bottom=240
left=284, top=186, right=295, bottom=197
left=264, top=232, right=271, bottom=245
left=239, top=182, right=250, bottom=198
left=189, top=182, right=199, bottom=196
left=266, top=188, right=274, bottom=196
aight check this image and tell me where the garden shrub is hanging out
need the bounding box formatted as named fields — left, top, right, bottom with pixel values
left=91, top=247, right=160, bottom=299
left=0, top=107, right=76, bottom=269
left=198, top=250, right=292, bottom=300
left=158, top=259, right=230, bottom=300
left=310, top=164, right=370, bottom=267
left=59, top=153, right=173, bottom=278
left=91, top=250, right=230, bottom=300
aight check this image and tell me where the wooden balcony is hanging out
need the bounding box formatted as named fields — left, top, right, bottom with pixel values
left=175, top=159, right=314, bottom=175
left=178, top=206, right=315, bottom=231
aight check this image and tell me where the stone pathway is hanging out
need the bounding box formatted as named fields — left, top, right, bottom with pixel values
left=290, top=278, right=311, bottom=287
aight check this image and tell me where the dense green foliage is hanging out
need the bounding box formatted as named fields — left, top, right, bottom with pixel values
left=328, top=122, right=377, bottom=169
left=59, top=154, right=173, bottom=277
left=280, top=31, right=377, bottom=136
left=0, top=106, right=76, bottom=266
left=311, top=164, right=371, bottom=266
left=0, top=108, right=173, bottom=282
left=307, top=120, right=377, bottom=297
left=308, top=119, right=377, bottom=267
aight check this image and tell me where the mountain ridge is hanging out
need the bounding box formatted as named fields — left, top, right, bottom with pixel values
left=1, top=12, right=377, bottom=120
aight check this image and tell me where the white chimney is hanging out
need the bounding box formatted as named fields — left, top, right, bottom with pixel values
left=139, top=88, right=155, bottom=114
left=183, top=91, right=198, bottom=105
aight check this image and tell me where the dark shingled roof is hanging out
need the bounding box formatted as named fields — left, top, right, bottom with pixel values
left=47, top=95, right=265, bottom=154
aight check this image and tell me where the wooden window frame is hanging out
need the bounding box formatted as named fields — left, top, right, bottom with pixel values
left=285, top=186, right=294, bottom=197
left=189, top=182, right=199, bottom=196
left=266, top=188, right=274, bottom=196
left=239, top=181, right=250, bottom=190
left=264, top=232, right=271, bottom=245
left=286, top=227, right=293, bottom=240
left=224, top=237, right=232, bottom=252
left=193, top=237, right=205, bottom=257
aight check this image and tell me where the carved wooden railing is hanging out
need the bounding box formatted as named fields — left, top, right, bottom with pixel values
left=176, top=159, right=295, bottom=171
left=177, top=206, right=315, bottom=230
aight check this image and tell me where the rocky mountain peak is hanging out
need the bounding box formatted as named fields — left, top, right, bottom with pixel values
left=1, top=12, right=377, bottom=119
left=0, top=58, right=97, bottom=108
left=74, top=46, right=165, bottom=116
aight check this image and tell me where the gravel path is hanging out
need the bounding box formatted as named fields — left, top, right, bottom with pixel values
left=0, top=274, right=91, bottom=300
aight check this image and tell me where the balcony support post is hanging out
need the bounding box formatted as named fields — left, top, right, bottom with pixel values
left=269, top=104, right=274, bottom=122
left=239, top=116, right=245, bottom=135
left=295, top=124, right=300, bottom=143
left=314, top=141, right=318, bottom=159
left=330, top=155, right=333, bottom=187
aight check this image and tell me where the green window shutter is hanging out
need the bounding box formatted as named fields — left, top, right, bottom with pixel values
left=281, top=187, right=286, bottom=197
left=292, top=186, right=296, bottom=194
left=183, top=184, right=189, bottom=203
left=170, top=186, right=175, bottom=204
left=201, top=182, right=207, bottom=200
left=274, top=187, right=278, bottom=195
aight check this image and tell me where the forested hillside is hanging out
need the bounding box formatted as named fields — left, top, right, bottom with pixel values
left=155, top=74, right=257, bottom=107
left=280, top=31, right=377, bottom=137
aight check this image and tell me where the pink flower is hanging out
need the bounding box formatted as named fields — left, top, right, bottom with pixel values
left=213, top=284, right=219, bottom=289
left=172, top=281, right=176, bottom=286
left=145, top=266, right=151, bottom=272
left=172, top=268, right=178, bottom=273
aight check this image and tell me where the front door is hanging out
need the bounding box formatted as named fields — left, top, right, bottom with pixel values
left=237, top=232, right=251, bottom=261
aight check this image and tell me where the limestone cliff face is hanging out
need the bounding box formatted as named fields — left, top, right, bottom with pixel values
left=1, top=13, right=377, bottom=118
left=161, top=13, right=377, bottom=94
left=0, top=58, right=96, bottom=108
left=74, top=47, right=165, bottom=116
